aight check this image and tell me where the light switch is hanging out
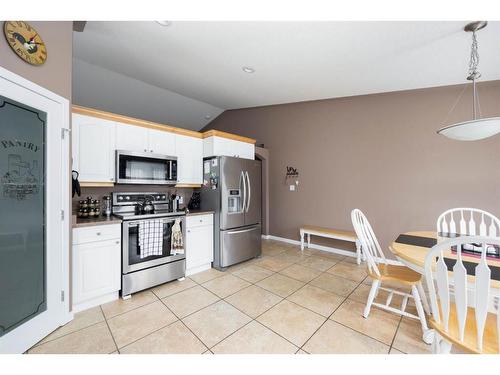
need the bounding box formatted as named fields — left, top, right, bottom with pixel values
left=289, top=184, right=295, bottom=191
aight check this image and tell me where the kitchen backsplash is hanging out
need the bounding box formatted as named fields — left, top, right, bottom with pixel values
left=72, top=185, right=196, bottom=213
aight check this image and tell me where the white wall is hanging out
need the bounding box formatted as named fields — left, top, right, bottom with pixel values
left=72, top=58, right=223, bottom=131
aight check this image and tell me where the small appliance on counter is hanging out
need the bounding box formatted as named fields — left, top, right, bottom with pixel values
left=188, top=191, right=201, bottom=210
left=102, top=195, right=112, bottom=217
left=77, top=196, right=101, bottom=218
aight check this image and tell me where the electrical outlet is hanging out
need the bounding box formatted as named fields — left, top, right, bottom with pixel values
left=289, top=184, right=295, bottom=191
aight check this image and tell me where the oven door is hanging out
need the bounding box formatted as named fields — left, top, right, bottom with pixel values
left=116, top=150, right=177, bottom=185
left=122, top=216, right=186, bottom=274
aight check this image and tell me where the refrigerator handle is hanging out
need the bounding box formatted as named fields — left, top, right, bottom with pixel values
left=245, top=171, right=251, bottom=213
left=240, top=171, right=246, bottom=213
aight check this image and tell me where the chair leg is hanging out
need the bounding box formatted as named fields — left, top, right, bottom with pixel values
left=300, top=231, right=304, bottom=251
left=411, top=285, right=433, bottom=345
left=355, top=240, right=362, bottom=265
left=416, top=281, right=430, bottom=315
left=363, top=279, right=380, bottom=318
left=307, top=233, right=311, bottom=248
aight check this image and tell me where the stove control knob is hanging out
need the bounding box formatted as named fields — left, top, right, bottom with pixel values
left=125, top=196, right=130, bottom=200
left=161, top=195, right=166, bottom=200
left=156, top=195, right=161, bottom=200
left=118, top=196, right=123, bottom=201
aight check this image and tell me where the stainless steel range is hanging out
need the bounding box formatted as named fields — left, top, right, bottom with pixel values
left=112, top=192, right=186, bottom=297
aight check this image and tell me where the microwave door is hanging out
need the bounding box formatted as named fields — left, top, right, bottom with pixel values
left=220, top=157, right=245, bottom=230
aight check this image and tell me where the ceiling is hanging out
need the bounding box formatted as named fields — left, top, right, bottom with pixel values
left=74, top=21, right=500, bottom=110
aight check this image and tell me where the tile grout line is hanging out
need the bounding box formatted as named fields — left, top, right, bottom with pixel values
left=388, top=315, right=404, bottom=354
left=100, top=305, right=120, bottom=354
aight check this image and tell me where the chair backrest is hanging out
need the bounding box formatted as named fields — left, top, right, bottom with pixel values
left=424, top=236, right=500, bottom=353
left=437, top=208, right=500, bottom=237
left=351, top=209, right=387, bottom=277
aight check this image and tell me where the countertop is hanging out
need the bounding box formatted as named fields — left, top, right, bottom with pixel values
left=186, top=210, right=214, bottom=216
left=72, top=210, right=213, bottom=228
left=72, top=215, right=122, bottom=228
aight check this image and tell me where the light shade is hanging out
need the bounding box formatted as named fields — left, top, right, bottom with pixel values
left=437, top=117, right=500, bottom=141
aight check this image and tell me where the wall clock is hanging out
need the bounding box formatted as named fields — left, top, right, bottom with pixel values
left=3, top=21, right=47, bottom=66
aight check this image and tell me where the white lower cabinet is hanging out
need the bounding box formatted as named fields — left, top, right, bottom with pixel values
left=72, top=224, right=121, bottom=312
left=185, top=214, right=214, bottom=276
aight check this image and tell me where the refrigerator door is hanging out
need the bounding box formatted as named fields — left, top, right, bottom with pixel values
left=220, top=224, right=261, bottom=267
left=244, top=159, right=262, bottom=226
left=220, top=157, right=245, bottom=230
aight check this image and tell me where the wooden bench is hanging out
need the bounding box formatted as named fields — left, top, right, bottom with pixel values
left=299, top=225, right=363, bottom=264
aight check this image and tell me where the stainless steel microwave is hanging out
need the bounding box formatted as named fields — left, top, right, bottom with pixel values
left=116, top=150, right=177, bottom=185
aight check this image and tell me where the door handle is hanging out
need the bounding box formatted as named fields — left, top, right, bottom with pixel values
left=245, top=171, right=251, bottom=213
left=240, top=171, right=246, bottom=213
left=227, top=226, right=258, bottom=235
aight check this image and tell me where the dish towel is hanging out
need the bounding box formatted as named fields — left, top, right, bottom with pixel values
left=138, top=220, right=163, bottom=259
left=171, top=218, right=184, bottom=255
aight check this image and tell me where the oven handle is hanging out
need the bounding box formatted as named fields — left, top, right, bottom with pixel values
left=127, top=217, right=181, bottom=227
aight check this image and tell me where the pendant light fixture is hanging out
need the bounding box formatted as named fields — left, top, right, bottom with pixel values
left=437, top=21, right=500, bottom=141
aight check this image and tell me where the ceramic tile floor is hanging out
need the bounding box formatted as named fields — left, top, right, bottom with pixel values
left=28, top=239, right=440, bottom=354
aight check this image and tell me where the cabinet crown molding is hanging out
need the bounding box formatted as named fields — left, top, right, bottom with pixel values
left=72, top=105, right=203, bottom=139
left=201, top=129, right=256, bottom=144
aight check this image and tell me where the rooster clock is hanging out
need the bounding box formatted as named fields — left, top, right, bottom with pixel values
left=4, top=21, right=47, bottom=65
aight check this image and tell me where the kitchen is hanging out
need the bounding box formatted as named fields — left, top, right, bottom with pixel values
left=71, top=105, right=262, bottom=309
left=1, top=7, right=500, bottom=364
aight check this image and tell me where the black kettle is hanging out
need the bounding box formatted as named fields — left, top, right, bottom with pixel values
left=137, top=197, right=155, bottom=214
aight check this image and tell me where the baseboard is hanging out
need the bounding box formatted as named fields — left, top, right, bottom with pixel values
left=72, top=291, right=118, bottom=313
left=261, top=234, right=271, bottom=240
left=264, top=234, right=402, bottom=265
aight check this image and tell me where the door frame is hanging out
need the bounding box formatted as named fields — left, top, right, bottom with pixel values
left=0, top=66, right=72, bottom=353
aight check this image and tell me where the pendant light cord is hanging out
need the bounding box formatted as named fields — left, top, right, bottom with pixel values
left=442, top=83, right=468, bottom=124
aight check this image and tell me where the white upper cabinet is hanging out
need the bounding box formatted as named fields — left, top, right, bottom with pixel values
left=203, top=135, right=255, bottom=160
left=116, top=124, right=176, bottom=156
left=115, top=123, right=149, bottom=152
left=148, top=128, right=176, bottom=156
left=175, top=135, right=203, bottom=184
left=72, top=113, right=116, bottom=182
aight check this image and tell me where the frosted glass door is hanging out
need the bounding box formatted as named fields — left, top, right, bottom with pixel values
left=0, top=95, right=46, bottom=337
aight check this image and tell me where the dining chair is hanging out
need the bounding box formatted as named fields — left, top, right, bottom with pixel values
left=351, top=209, right=433, bottom=344
left=437, top=208, right=500, bottom=237
left=424, top=236, right=500, bottom=354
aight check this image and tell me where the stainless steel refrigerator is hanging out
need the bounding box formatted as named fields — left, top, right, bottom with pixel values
left=200, top=156, right=261, bottom=270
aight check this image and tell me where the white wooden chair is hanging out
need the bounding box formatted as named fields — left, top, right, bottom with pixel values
left=437, top=208, right=500, bottom=237
left=351, top=209, right=433, bottom=343
left=424, top=236, right=500, bottom=354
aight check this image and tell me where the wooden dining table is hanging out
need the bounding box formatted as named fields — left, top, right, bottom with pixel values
left=390, top=231, right=500, bottom=291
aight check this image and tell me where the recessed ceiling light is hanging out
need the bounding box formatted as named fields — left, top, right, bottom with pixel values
left=204, top=115, right=212, bottom=120
left=155, top=21, right=172, bottom=27
left=242, top=66, right=255, bottom=73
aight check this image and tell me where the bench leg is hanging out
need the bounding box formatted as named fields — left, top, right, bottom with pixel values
left=307, top=234, right=311, bottom=248
left=355, top=239, right=362, bottom=265
left=300, top=231, right=304, bottom=251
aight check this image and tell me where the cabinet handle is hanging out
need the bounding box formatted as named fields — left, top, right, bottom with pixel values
left=115, top=240, right=120, bottom=244
left=96, top=232, right=101, bottom=236
left=187, top=230, right=191, bottom=233
left=150, top=150, right=153, bottom=153
left=144, top=149, right=147, bottom=152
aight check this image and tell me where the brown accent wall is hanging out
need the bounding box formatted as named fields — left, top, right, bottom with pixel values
left=203, top=81, right=500, bottom=256
left=0, top=21, right=73, bottom=99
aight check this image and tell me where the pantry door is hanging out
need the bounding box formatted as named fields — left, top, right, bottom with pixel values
left=0, top=67, right=70, bottom=353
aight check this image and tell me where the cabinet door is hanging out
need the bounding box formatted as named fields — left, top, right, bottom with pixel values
left=186, top=225, right=213, bottom=271
left=72, top=239, right=121, bottom=306
left=72, top=114, right=116, bottom=182
left=175, top=135, right=202, bottom=184
left=148, top=129, right=176, bottom=156
left=207, top=136, right=255, bottom=160
left=115, top=123, right=149, bottom=152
